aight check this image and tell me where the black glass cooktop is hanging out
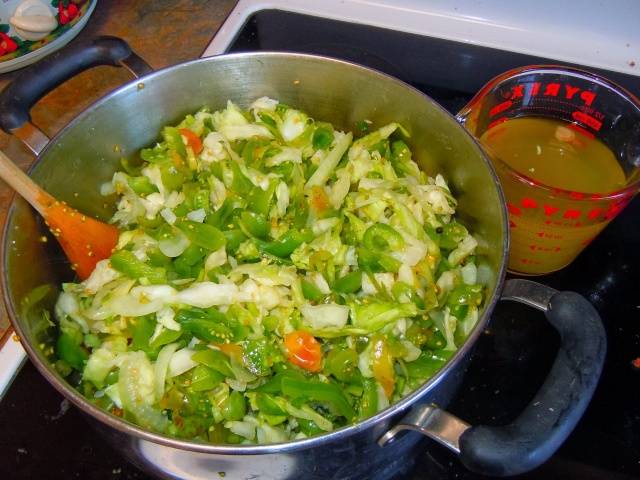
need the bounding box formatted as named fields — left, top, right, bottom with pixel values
left=2, top=9, right=639, bottom=480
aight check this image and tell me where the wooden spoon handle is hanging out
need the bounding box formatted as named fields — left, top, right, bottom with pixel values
left=0, top=149, right=55, bottom=216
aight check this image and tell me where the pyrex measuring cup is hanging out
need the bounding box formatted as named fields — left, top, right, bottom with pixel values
left=457, top=66, right=640, bottom=275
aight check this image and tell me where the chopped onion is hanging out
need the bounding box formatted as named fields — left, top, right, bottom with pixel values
left=158, top=229, right=190, bottom=257
left=154, top=343, right=178, bottom=401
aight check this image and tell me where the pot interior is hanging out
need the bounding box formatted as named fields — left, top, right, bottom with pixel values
left=2, top=52, right=508, bottom=449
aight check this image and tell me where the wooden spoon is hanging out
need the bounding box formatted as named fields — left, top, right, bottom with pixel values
left=0, top=150, right=119, bottom=280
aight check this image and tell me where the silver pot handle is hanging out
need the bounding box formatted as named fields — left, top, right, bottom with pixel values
left=379, top=278, right=606, bottom=477
left=0, top=36, right=152, bottom=155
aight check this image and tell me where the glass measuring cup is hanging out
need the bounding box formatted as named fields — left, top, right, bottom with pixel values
left=457, top=66, right=640, bottom=275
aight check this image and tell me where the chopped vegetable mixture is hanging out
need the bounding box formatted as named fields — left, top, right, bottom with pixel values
left=53, top=98, right=484, bottom=444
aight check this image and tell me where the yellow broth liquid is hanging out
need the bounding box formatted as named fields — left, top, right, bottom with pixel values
left=480, top=117, right=627, bottom=274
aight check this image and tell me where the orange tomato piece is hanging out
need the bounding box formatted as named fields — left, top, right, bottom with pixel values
left=179, top=128, right=203, bottom=154
left=284, top=331, right=323, bottom=372
left=371, top=336, right=395, bottom=398
left=309, top=186, right=330, bottom=214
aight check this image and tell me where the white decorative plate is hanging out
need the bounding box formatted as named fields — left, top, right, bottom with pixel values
left=0, top=0, right=96, bottom=74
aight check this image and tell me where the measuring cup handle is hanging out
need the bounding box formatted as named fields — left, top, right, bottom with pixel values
left=0, top=36, right=152, bottom=155
left=458, top=279, right=606, bottom=476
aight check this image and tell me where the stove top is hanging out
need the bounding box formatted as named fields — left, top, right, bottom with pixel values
left=1, top=3, right=640, bottom=479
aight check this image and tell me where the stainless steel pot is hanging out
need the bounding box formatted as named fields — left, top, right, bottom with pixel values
left=0, top=37, right=606, bottom=479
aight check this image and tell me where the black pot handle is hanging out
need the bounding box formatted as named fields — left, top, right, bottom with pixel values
left=379, top=279, right=606, bottom=477
left=0, top=36, right=152, bottom=155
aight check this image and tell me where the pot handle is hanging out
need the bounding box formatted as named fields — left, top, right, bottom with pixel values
left=379, top=278, right=606, bottom=477
left=0, top=36, right=152, bottom=155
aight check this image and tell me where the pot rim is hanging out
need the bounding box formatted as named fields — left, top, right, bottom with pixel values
left=2, top=50, right=509, bottom=455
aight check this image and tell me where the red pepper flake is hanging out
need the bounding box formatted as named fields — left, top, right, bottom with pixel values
left=631, top=357, right=640, bottom=369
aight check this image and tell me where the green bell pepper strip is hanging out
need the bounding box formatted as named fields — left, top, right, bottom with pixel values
left=110, top=250, right=166, bottom=284
left=130, top=315, right=157, bottom=355
left=391, top=282, right=425, bottom=309
left=405, top=350, right=454, bottom=381
left=390, top=140, right=421, bottom=178
left=254, top=370, right=306, bottom=394
left=260, top=229, right=313, bottom=257
left=175, top=309, right=235, bottom=344
left=242, top=339, right=274, bottom=377
left=439, top=222, right=469, bottom=249
left=149, top=328, right=183, bottom=350
left=56, top=333, right=88, bottom=371
left=222, top=391, right=247, bottom=421
left=363, top=223, right=405, bottom=251
left=207, top=198, right=236, bottom=229
left=301, top=279, right=325, bottom=302
left=238, top=211, right=269, bottom=239
left=333, top=270, right=362, bottom=294
left=424, top=328, right=447, bottom=350
left=255, top=393, right=288, bottom=417
left=358, top=378, right=379, bottom=420
left=178, top=319, right=233, bottom=344
left=190, top=365, right=225, bottom=392
left=281, top=377, right=355, bottom=420
left=357, top=248, right=401, bottom=274
left=177, top=244, right=206, bottom=267
left=162, top=126, right=187, bottom=159
left=247, top=181, right=277, bottom=216
left=297, top=418, right=324, bottom=436
left=325, top=348, right=359, bottom=382
left=127, top=176, right=158, bottom=195
left=312, top=124, right=335, bottom=150
left=191, top=349, right=235, bottom=378
left=222, top=229, right=246, bottom=254
left=230, top=161, right=254, bottom=195
left=447, top=284, right=483, bottom=308
left=176, top=220, right=226, bottom=252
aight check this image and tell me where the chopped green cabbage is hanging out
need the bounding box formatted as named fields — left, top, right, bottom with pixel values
left=53, top=98, right=484, bottom=445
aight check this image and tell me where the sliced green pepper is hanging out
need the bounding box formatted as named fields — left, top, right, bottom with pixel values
left=333, top=270, right=362, bottom=294
left=176, top=220, right=226, bottom=252
left=127, top=176, right=158, bottom=195
left=312, top=124, right=335, bottom=150
left=260, top=229, right=313, bottom=257
left=192, top=349, right=234, bottom=378
left=363, top=223, right=405, bottom=251
left=357, top=248, right=401, bottom=274
left=190, top=365, right=225, bottom=392
left=281, top=377, right=355, bottom=420
left=149, top=328, right=183, bottom=350
left=222, top=229, right=246, bottom=254
left=325, top=348, right=358, bottom=382
left=358, top=378, right=378, bottom=420
left=230, top=161, right=254, bottom=195
left=222, top=391, right=246, bottom=421
left=391, top=282, right=425, bottom=309
left=207, top=198, right=236, bottom=229
left=247, top=181, right=277, bottom=216
left=405, top=351, right=453, bottom=382
left=56, top=333, right=88, bottom=371
left=255, top=393, right=287, bottom=417
left=301, top=279, right=325, bottom=302
left=110, top=250, right=166, bottom=284
left=255, top=370, right=306, bottom=394
left=439, top=222, right=468, bottom=249
left=238, top=211, right=269, bottom=239
left=162, top=126, right=187, bottom=159
left=176, top=309, right=234, bottom=344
